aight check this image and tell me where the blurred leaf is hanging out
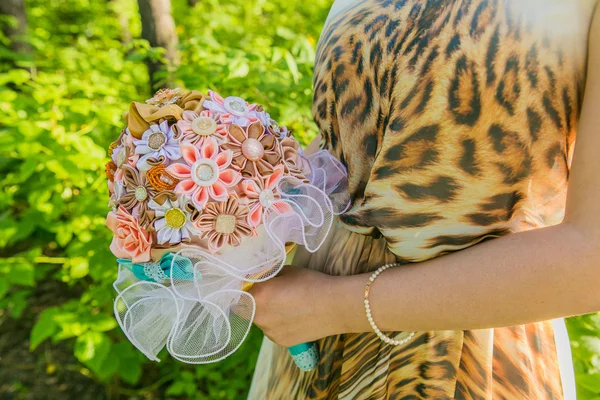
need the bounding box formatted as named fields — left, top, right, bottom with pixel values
left=30, top=310, right=58, bottom=350
left=578, top=374, right=600, bottom=394
left=284, top=50, right=300, bottom=84
left=75, top=331, right=111, bottom=375
left=0, top=277, right=7, bottom=300
left=228, top=58, right=250, bottom=79
left=114, top=342, right=143, bottom=384
left=6, top=261, right=35, bottom=286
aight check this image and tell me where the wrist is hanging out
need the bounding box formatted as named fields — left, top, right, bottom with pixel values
left=328, top=274, right=372, bottom=334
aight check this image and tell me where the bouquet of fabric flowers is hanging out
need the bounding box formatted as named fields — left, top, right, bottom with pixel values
left=105, top=88, right=349, bottom=370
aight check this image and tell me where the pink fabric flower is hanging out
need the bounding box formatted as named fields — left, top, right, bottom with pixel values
left=176, top=109, right=228, bottom=147
left=240, top=164, right=293, bottom=227
left=202, top=90, right=270, bottom=127
left=106, top=206, right=152, bottom=263
left=166, top=137, right=241, bottom=210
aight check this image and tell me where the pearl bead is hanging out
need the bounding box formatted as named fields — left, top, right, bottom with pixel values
left=259, top=189, right=276, bottom=207
left=242, top=138, right=265, bottom=161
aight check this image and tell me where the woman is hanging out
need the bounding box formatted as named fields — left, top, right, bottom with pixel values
left=249, top=0, right=600, bottom=398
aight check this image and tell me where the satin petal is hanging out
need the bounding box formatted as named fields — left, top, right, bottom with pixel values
left=208, top=182, right=228, bottom=201
left=157, top=227, right=174, bottom=244
left=248, top=204, right=262, bottom=227
left=180, top=141, right=200, bottom=165
left=266, top=164, right=285, bottom=189
left=240, top=179, right=260, bottom=197
left=192, top=187, right=209, bottom=209
left=214, top=149, right=233, bottom=169
left=218, top=169, right=240, bottom=187
left=227, top=124, right=246, bottom=144
left=201, top=137, right=219, bottom=160
left=247, top=121, right=264, bottom=139
left=166, top=163, right=191, bottom=179
left=175, top=179, right=196, bottom=194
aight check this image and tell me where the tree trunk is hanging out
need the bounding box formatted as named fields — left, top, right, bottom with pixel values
left=137, top=0, right=178, bottom=92
left=0, top=0, right=31, bottom=55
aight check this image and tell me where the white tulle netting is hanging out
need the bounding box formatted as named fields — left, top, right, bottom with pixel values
left=113, top=150, right=350, bottom=363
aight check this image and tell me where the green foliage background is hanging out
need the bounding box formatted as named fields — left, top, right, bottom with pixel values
left=0, top=0, right=599, bottom=399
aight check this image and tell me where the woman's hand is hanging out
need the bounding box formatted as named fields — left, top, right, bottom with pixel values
left=248, top=265, right=346, bottom=347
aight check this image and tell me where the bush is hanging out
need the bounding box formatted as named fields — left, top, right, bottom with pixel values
left=0, top=0, right=329, bottom=398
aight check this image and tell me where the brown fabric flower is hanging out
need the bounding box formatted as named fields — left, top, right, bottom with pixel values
left=118, top=165, right=158, bottom=229
left=222, top=121, right=282, bottom=178
left=280, top=136, right=310, bottom=182
left=195, top=196, right=253, bottom=253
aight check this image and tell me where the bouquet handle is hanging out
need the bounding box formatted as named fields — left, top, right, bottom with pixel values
left=288, top=342, right=319, bottom=371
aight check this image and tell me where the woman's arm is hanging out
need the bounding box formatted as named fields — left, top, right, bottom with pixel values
left=251, top=6, right=600, bottom=347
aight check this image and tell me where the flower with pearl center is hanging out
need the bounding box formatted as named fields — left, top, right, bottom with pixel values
left=195, top=195, right=253, bottom=253
left=166, top=137, right=241, bottom=210
left=148, top=195, right=198, bottom=245
left=240, top=165, right=293, bottom=227
left=223, top=121, right=282, bottom=178
left=202, top=90, right=270, bottom=127
left=133, top=120, right=182, bottom=172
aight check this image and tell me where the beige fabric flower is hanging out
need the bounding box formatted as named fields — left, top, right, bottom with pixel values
left=194, top=196, right=253, bottom=253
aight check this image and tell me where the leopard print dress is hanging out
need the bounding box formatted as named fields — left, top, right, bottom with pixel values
left=249, top=0, right=598, bottom=398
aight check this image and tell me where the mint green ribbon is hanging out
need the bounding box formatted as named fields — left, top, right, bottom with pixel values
left=288, top=342, right=319, bottom=372
left=117, top=252, right=195, bottom=282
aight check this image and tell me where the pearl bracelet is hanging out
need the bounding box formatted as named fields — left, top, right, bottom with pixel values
left=364, top=263, right=415, bottom=346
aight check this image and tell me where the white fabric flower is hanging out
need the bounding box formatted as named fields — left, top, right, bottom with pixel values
left=133, top=120, right=181, bottom=172
left=148, top=195, right=198, bottom=245
left=203, top=90, right=271, bottom=127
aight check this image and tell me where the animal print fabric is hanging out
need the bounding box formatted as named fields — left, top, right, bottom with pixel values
left=249, top=0, right=597, bottom=398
